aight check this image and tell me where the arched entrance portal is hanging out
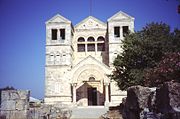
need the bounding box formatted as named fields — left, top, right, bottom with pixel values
left=76, top=76, right=103, bottom=106
left=71, top=66, right=110, bottom=106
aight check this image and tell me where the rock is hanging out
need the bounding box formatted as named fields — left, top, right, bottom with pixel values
left=0, top=115, right=6, bottom=119
left=155, top=81, right=180, bottom=119
left=1, top=100, right=16, bottom=110
left=0, top=90, right=30, bottom=119
left=100, top=106, right=123, bottom=119
left=27, top=104, right=72, bottom=119
left=121, top=81, right=180, bottom=119
left=1, top=89, right=71, bottom=119
left=1, top=91, right=10, bottom=101
left=17, top=90, right=30, bottom=100
left=148, top=87, right=156, bottom=112
left=10, top=91, right=20, bottom=100
left=123, top=85, right=152, bottom=119
left=140, top=108, right=160, bottom=119
left=15, top=99, right=27, bottom=110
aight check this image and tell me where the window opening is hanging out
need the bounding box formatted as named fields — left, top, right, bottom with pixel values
left=52, top=29, right=57, bottom=40
left=114, top=27, right=120, bottom=37
left=78, top=37, right=85, bottom=42
left=123, top=26, right=129, bottom=37
left=97, top=36, right=105, bottom=51
left=97, top=43, right=105, bottom=51
left=89, top=77, right=95, bottom=82
left=87, top=44, right=95, bottom=51
left=87, top=37, right=95, bottom=42
left=78, top=44, right=85, bottom=52
left=60, top=29, right=65, bottom=40
left=97, top=36, right=105, bottom=41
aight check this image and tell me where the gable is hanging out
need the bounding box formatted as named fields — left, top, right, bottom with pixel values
left=108, top=11, right=134, bottom=22
left=69, top=55, right=111, bottom=76
left=75, top=16, right=106, bottom=30
left=46, top=14, right=71, bottom=24
left=67, top=55, right=112, bottom=83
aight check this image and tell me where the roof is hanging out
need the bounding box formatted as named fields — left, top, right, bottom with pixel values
left=46, top=14, right=71, bottom=24
left=108, top=11, right=135, bottom=22
left=29, top=97, right=41, bottom=103
left=75, top=16, right=106, bottom=29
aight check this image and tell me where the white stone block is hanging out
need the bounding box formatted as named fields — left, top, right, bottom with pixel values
left=1, top=100, right=16, bottom=110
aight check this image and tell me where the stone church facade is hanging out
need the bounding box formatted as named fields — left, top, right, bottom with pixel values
left=44, top=11, right=134, bottom=107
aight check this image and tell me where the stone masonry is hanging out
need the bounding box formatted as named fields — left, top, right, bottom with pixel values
left=0, top=90, right=72, bottom=119
left=0, top=90, right=30, bottom=119
left=44, top=11, right=134, bottom=107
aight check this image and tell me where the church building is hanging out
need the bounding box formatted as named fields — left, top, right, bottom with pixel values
left=44, top=11, right=134, bottom=106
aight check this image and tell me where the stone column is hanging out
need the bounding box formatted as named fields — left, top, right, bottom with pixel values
left=104, top=83, right=109, bottom=106
left=72, top=83, right=77, bottom=104
left=95, top=43, right=97, bottom=54
left=85, top=43, right=87, bottom=55
left=57, top=29, right=60, bottom=40
left=120, top=26, right=123, bottom=39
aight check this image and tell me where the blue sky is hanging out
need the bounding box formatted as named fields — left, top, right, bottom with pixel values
left=0, top=0, right=179, bottom=99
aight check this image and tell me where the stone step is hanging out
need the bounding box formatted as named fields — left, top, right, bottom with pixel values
left=70, top=106, right=108, bottom=119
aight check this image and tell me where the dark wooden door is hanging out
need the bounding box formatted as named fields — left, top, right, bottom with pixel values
left=88, top=87, right=97, bottom=105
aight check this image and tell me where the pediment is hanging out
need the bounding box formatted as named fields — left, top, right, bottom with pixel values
left=46, top=14, right=71, bottom=24
left=69, top=55, right=111, bottom=76
left=75, top=16, right=106, bottom=30
left=108, top=11, right=134, bottom=22
left=68, top=55, right=112, bottom=83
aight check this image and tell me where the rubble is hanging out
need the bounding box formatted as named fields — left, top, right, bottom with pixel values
left=122, top=81, right=180, bottom=119
left=0, top=89, right=71, bottom=119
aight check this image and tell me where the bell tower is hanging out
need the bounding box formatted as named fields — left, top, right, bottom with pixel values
left=107, top=11, right=135, bottom=106
left=107, top=11, right=134, bottom=67
left=44, top=14, right=74, bottom=105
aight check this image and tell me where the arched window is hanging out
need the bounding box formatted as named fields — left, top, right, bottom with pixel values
left=89, top=77, right=95, bottom=82
left=97, top=36, right=105, bottom=51
left=61, top=53, right=66, bottom=64
left=78, top=37, right=85, bottom=42
left=87, top=37, right=95, bottom=42
left=97, top=36, right=105, bottom=41
left=87, top=44, right=95, bottom=51
left=55, top=52, right=61, bottom=64
left=49, top=53, right=54, bottom=64
left=77, top=37, right=85, bottom=52
left=87, top=37, right=95, bottom=51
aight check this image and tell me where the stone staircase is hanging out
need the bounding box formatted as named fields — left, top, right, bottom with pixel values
left=70, top=106, right=108, bottom=119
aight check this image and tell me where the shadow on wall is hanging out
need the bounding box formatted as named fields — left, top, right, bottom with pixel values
left=101, top=32, right=109, bottom=66
left=75, top=82, right=105, bottom=106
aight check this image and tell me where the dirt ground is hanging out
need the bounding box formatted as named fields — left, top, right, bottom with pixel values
left=99, top=106, right=123, bottom=119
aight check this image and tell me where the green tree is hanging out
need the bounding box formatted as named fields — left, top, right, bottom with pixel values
left=112, top=22, right=180, bottom=90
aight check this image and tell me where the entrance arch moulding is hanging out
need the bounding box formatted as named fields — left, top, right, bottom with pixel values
left=71, top=64, right=110, bottom=84
left=68, top=56, right=112, bottom=106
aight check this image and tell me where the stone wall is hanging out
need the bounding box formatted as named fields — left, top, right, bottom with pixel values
left=28, top=104, right=71, bottom=119
left=0, top=90, right=72, bottom=119
left=0, top=90, right=30, bottom=119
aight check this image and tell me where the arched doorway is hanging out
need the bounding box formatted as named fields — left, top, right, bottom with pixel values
left=71, top=64, right=110, bottom=106
left=76, top=76, right=102, bottom=106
